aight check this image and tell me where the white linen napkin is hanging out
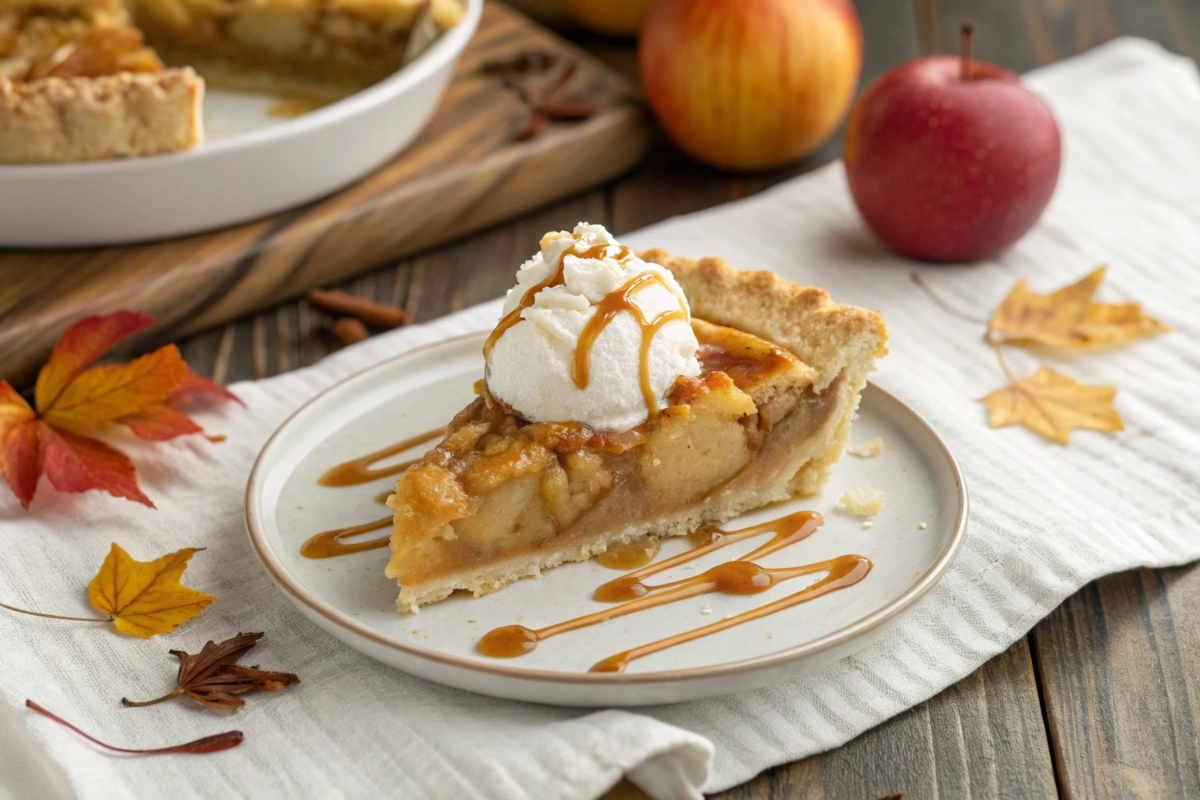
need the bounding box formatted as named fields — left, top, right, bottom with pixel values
left=2, top=37, right=1198, bottom=800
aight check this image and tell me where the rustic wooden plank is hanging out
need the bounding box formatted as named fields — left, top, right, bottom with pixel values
left=1034, top=566, right=1200, bottom=799
left=710, top=641, right=1057, bottom=800
left=0, top=1, right=651, bottom=387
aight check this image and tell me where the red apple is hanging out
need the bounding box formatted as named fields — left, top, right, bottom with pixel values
left=639, top=0, right=862, bottom=171
left=843, top=24, right=1061, bottom=262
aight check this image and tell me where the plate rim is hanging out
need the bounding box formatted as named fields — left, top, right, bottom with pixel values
left=0, top=0, right=483, bottom=176
left=246, top=331, right=970, bottom=686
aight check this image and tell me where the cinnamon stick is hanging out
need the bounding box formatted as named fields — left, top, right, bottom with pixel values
left=307, top=290, right=411, bottom=328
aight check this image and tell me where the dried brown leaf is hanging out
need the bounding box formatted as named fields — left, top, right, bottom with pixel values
left=123, top=632, right=299, bottom=711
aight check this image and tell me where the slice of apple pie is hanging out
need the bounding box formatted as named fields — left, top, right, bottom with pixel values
left=386, top=224, right=887, bottom=612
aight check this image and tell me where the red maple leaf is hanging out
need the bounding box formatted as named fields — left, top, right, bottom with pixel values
left=0, top=312, right=241, bottom=509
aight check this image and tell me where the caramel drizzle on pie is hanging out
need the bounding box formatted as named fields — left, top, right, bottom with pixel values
left=477, top=510, right=873, bottom=672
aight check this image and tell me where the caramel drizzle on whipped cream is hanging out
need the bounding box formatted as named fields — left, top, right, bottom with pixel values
left=483, top=236, right=690, bottom=419
left=483, top=238, right=632, bottom=359
left=477, top=510, right=873, bottom=673
left=573, top=270, right=688, bottom=417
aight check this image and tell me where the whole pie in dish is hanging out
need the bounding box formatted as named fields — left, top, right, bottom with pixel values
left=0, top=0, right=203, bottom=163
left=133, top=0, right=465, bottom=98
left=385, top=225, right=887, bottom=613
left=0, top=0, right=464, bottom=163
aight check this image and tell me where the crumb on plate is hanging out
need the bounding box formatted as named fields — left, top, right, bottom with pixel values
left=837, top=485, right=886, bottom=517
left=848, top=438, right=884, bottom=458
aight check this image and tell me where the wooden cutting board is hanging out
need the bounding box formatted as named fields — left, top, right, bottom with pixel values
left=0, top=2, right=650, bottom=385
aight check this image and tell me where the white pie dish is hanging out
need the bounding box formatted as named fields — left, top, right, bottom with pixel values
left=246, top=331, right=969, bottom=707
left=0, top=0, right=482, bottom=248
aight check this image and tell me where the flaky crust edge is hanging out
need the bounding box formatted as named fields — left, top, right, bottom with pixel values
left=639, top=249, right=888, bottom=390
left=642, top=249, right=888, bottom=499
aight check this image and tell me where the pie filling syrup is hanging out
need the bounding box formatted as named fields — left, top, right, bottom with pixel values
left=300, top=241, right=872, bottom=671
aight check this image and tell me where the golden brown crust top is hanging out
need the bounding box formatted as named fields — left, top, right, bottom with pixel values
left=639, top=249, right=888, bottom=391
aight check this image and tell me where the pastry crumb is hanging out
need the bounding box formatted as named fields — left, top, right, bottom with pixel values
left=918, top=522, right=928, bottom=530
left=724, top=613, right=735, bottom=620
left=837, top=486, right=885, bottom=517
left=700, top=606, right=712, bottom=615
left=861, top=520, right=873, bottom=530
left=848, top=438, right=883, bottom=458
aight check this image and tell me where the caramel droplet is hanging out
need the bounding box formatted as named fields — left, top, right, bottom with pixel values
left=477, top=625, right=539, bottom=658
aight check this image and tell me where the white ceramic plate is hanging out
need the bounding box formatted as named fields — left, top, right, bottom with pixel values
left=0, top=0, right=482, bottom=248
left=247, top=332, right=968, bottom=707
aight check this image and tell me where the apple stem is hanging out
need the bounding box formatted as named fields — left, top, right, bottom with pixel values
left=960, top=22, right=975, bottom=81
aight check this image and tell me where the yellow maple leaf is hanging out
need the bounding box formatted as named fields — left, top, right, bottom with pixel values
left=87, top=544, right=214, bottom=638
left=989, top=267, right=1168, bottom=349
left=981, top=366, right=1124, bottom=444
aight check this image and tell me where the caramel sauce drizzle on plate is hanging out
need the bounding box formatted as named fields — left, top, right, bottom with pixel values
left=594, top=536, right=662, bottom=570
left=477, top=510, right=873, bottom=672
left=301, top=426, right=445, bottom=559
left=317, top=427, right=445, bottom=487
left=300, top=515, right=393, bottom=559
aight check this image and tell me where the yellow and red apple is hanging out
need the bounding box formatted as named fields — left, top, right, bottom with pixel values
left=638, top=0, right=862, bottom=171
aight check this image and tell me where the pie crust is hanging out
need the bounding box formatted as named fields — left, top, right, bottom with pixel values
left=0, top=68, right=202, bottom=163
left=385, top=252, right=888, bottom=612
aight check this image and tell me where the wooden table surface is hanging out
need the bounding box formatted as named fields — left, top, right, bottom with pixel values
left=168, top=1, right=1200, bottom=797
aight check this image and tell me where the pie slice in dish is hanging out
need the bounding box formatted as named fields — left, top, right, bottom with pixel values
left=386, top=249, right=887, bottom=612
left=0, top=0, right=203, bottom=163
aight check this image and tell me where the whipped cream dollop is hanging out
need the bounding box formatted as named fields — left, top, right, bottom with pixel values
left=484, top=223, right=701, bottom=431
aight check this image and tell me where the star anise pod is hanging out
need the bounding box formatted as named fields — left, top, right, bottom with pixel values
left=122, top=632, right=299, bottom=711
left=500, top=60, right=598, bottom=141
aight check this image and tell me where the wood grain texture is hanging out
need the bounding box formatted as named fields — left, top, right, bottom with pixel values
left=1034, top=567, right=1200, bottom=799
left=710, top=642, right=1056, bottom=800
left=0, top=1, right=650, bottom=387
